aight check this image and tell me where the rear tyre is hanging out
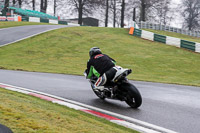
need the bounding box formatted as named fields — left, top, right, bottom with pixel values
left=120, top=83, right=142, bottom=108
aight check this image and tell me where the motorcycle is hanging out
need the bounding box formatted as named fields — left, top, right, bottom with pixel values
left=84, top=67, right=142, bottom=108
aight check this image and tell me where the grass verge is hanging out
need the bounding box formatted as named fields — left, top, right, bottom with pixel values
left=0, top=88, right=137, bottom=133
left=0, top=26, right=200, bottom=86
left=0, top=21, right=52, bottom=29
left=143, top=29, right=200, bottom=43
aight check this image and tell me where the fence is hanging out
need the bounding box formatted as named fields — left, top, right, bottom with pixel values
left=22, top=16, right=68, bottom=25
left=129, top=27, right=200, bottom=53
left=137, top=21, right=200, bottom=38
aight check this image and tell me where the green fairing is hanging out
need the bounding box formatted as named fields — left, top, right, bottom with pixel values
left=93, top=68, right=100, bottom=77
left=87, top=61, right=116, bottom=79
left=112, top=60, right=116, bottom=65
left=87, top=66, right=100, bottom=79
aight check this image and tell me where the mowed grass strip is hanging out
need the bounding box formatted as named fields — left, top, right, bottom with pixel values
left=0, top=27, right=200, bottom=86
left=143, top=29, right=200, bottom=43
left=0, top=21, right=52, bottom=29
left=0, top=88, right=137, bottom=133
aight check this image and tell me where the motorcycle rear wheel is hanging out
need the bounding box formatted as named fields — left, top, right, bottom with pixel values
left=120, top=83, right=142, bottom=108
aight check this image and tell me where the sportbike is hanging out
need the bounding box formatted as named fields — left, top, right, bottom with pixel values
left=84, top=67, right=142, bottom=108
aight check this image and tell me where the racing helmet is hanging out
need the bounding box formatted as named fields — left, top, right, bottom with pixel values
left=89, top=47, right=102, bottom=58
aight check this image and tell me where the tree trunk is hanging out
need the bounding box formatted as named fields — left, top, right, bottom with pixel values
left=189, top=22, right=192, bottom=31
left=113, top=0, right=116, bottom=28
left=40, top=0, right=43, bottom=12
left=140, top=0, right=145, bottom=21
left=44, top=0, right=47, bottom=13
left=78, top=0, right=83, bottom=25
left=105, top=0, right=109, bottom=27
left=13, top=0, right=16, bottom=6
left=32, top=0, right=35, bottom=10
left=40, top=0, right=47, bottom=13
left=121, top=0, right=125, bottom=28
left=133, top=8, right=136, bottom=21
left=18, top=0, right=22, bottom=8
left=3, top=0, right=9, bottom=15
left=54, top=0, right=56, bottom=16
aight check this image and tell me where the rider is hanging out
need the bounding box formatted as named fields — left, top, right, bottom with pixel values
left=85, top=47, right=130, bottom=90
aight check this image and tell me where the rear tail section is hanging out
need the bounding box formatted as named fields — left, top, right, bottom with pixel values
left=113, top=67, right=132, bottom=82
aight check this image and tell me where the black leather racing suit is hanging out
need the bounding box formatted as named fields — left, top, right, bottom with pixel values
left=86, top=54, right=116, bottom=79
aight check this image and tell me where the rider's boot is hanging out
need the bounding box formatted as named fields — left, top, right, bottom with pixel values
left=93, top=74, right=107, bottom=91
left=96, top=86, right=105, bottom=91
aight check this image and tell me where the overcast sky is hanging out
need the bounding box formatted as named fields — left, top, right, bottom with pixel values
left=170, top=0, right=183, bottom=28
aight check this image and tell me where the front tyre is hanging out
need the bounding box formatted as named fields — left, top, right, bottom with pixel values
left=120, top=83, right=142, bottom=108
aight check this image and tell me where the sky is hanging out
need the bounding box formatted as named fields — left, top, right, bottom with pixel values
left=170, top=0, right=183, bottom=28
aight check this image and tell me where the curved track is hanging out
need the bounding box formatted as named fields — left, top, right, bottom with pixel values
left=0, top=70, right=200, bottom=133
left=0, top=25, right=71, bottom=47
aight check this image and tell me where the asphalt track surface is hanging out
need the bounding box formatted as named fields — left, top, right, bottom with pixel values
left=0, top=25, right=70, bottom=47
left=0, top=124, right=13, bottom=133
left=0, top=70, right=200, bottom=133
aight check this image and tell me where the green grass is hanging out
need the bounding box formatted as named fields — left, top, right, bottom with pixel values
left=143, top=29, right=200, bottom=43
left=0, top=88, right=136, bottom=133
left=0, top=27, right=200, bottom=86
left=0, top=21, right=52, bottom=29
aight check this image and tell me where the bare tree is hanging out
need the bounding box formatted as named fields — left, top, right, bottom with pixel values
left=66, top=0, right=103, bottom=25
left=107, top=0, right=126, bottom=28
left=146, top=0, right=173, bottom=25
left=40, top=0, right=43, bottom=12
left=40, top=0, right=48, bottom=13
left=125, top=0, right=140, bottom=26
left=140, top=0, right=145, bottom=21
left=125, top=0, right=173, bottom=25
left=32, top=0, right=35, bottom=10
left=18, top=0, right=22, bottom=8
left=54, top=0, right=56, bottom=16
left=5, top=0, right=9, bottom=7
left=155, top=0, right=171, bottom=25
left=2, top=0, right=9, bottom=15
left=138, top=0, right=163, bottom=22
left=121, top=0, right=125, bottom=27
left=110, top=0, right=117, bottom=27
left=52, top=0, right=63, bottom=17
left=115, top=9, right=122, bottom=27
left=181, top=0, right=200, bottom=30
left=22, top=0, right=34, bottom=10
left=77, top=0, right=84, bottom=24
left=13, top=0, right=16, bottom=6
left=113, top=0, right=117, bottom=27
left=105, top=0, right=109, bottom=27
left=44, top=0, right=47, bottom=13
